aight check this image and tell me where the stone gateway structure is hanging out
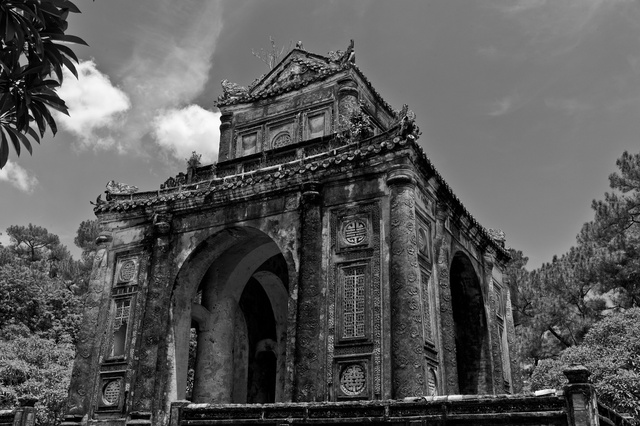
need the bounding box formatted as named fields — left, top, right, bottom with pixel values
left=62, top=43, right=626, bottom=426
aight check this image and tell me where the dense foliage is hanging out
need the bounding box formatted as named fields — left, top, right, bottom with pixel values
left=510, top=150, right=640, bottom=419
left=0, top=220, right=98, bottom=425
left=529, top=309, right=640, bottom=420
left=0, top=0, right=87, bottom=168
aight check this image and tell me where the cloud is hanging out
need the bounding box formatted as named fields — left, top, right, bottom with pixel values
left=488, top=96, right=515, bottom=116
left=54, top=60, right=131, bottom=149
left=499, top=0, right=547, bottom=14
left=117, top=1, right=224, bottom=150
left=544, top=98, right=593, bottom=115
left=55, top=1, right=224, bottom=164
left=490, top=0, right=637, bottom=56
left=0, top=160, right=38, bottom=193
left=152, top=106, right=221, bottom=164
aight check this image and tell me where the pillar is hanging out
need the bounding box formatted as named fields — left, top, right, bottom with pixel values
left=563, top=365, right=600, bottom=426
left=191, top=296, right=237, bottom=403
left=337, top=78, right=359, bottom=133
left=434, top=204, right=458, bottom=394
left=294, top=181, right=324, bottom=401
left=483, top=250, right=501, bottom=394
left=130, top=212, right=173, bottom=423
left=218, top=112, right=234, bottom=161
left=64, top=235, right=112, bottom=422
left=386, top=167, right=425, bottom=398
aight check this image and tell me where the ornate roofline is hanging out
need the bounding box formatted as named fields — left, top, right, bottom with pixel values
left=94, top=127, right=509, bottom=259
left=215, top=42, right=396, bottom=118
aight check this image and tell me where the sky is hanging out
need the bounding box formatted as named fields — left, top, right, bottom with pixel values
left=1, top=0, right=640, bottom=269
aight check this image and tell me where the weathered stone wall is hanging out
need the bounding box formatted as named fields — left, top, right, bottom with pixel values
left=66, top=51, right=516, bottom=424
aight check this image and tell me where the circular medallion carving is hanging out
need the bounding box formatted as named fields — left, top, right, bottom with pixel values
left=340, top=364, right=366, bottom=396
left=343, top=219, right=368, bottom=245
left=118, top=260, right=136, bottom=282
left=272, top=132, right=292, bottom=148
left=102, top=380, right=121, bottom=406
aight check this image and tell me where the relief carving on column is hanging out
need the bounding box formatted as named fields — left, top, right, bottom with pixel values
left=131, top=214, right=173, bottom=414
left=294, top=181, right=324, bottom=401
left=434, top=204, right=458, bottom=394
left=484, top=249, right=504, bottom=393
left=504, top=276, right=520, bottom=392
left=66, top=247, right=110, bottom=415
left=387, top=168, right=425, bottom=398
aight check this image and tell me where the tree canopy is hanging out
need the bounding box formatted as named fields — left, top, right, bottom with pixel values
left=510, top=150, right=640, bottom=419
left=0, top=220, right=94, bottom=425
left=0, top=0, right=87, bottom=168
left=529, top=308, right=640, bottom=421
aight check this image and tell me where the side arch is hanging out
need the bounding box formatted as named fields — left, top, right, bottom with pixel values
left=449, top=251, right=491, bottom=394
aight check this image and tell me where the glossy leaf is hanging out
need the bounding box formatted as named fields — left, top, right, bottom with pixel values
left=0, top=0, right=85, bottom=168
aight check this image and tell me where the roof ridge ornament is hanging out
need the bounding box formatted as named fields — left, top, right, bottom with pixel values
left=218, top=79, right=249, bottom=103
left=327, top=39, right=355, bottom=65
left=395, top=104, right=422, bottom=141
left=106, top=180, right=138, bottom=195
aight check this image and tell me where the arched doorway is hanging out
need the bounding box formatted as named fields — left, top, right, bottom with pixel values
left=170, top=227, right=290, bottom=404
left=450, top=252, right=490, bottom=394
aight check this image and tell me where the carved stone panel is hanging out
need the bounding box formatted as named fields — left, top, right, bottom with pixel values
left=337, top=263, right=370, bottom=341
left=268, top=121, right=296, bottom=150
left=97, top=372, right=126, bottom=413
left=334, top=358, right=372, bottom=400
left=329, top=202, right=381, bottom=398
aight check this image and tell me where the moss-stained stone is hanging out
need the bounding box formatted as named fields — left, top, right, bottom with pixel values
left=65, top=42, right=522, bottom=426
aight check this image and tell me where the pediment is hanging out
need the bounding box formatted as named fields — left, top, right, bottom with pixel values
left=249, top=50, right=341, bottom=97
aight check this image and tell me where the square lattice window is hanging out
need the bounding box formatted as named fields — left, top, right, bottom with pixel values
left=338, top=263, right=370, bottom=342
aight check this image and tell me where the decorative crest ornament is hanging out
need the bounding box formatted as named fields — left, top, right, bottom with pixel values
left=396, top=104, right=421, bottom=141
left=488, top=228, right=506, bottom=247
left=106, top=180, right=138, bottom=195
left=218, top=79, right=249, bottom=102
left=90, top=194, right=106, bottom=206
left=327, top=39, right=355, bottom=65
left=186, top=151, right=202, bottom=170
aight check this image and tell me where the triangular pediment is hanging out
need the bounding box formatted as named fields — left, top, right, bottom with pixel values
left=248, top=49, right=343, bottom=97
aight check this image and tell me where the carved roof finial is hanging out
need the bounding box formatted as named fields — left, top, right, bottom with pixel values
left=295, top=40, right=304, bottom=49
left=187, top=151, right=202, bottom=170
left=488, top=228, right=506, bottom=247
left=344, top=39, right=355, bottom=64
left=106, top=180, right=138, bottom=195
left=219, top=79, right=249, bottom=102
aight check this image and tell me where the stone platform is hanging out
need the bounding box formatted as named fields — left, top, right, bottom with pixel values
left=168, top=391, right=632, bottom=426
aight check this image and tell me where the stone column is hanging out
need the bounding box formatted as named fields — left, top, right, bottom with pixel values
left=563, top=365, right=600, bottom=426
left=192, top=296, right=237, bottom=403
left=387, top=167, right=425, bottom=398
left=130, top=212, right=173, bottom=422
left=64, top=235, right=112, bottom=422
left=337, top=77, right=359, bottom=134
left=483, top=250, right=501, bottom=394
left=503, top=275, right=521, bottom=393
left=218, top=112, right=234, bottom=161
left=434, top=204, right=458, bottom=394
left=13, top=398, right=37, bottom=426
left=293, top=181, right=324, bottom=402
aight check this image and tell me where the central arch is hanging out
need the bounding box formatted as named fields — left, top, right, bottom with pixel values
left=169, top=227, right=292, bottom=404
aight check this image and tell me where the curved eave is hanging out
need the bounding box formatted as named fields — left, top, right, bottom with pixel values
left=94, top=131, right=509, bottom=260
